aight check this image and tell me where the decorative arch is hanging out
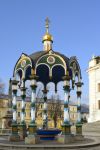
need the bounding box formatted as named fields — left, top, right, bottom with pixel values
left=35, top=52, right=67, bottom=74
left=25, top=65, right=32, bottom=80
left=36, top=63, right=50, bottom=75
left=15, top=69, right=23, bottom=80
left=13, top=53, right=32, bottom=78
left=36, top=64, right=50, bottom=85
left=75, top=71, right=81, bottom=81
left=51, top=64, right=66, bottom=75
left=52, top=65, right=65, bottom=84
left=69, top=57, right=82, bottom=81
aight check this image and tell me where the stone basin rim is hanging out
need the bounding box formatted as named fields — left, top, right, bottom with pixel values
left=0, top=137, right=99, bottom=149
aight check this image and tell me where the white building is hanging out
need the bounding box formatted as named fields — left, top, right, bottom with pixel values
left=87, top=56, right=100, bottom=122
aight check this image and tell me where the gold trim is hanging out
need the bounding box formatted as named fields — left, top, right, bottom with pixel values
left=16, top=54, right=32, bottom=69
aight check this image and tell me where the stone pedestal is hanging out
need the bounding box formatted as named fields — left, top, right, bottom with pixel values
left=25, top=123, right=39, bottom=144
left=76, top=123, right=82, bottom=135
left=9, top=134, right=20, bottom=141
left=25, top=134, right=39, bottom=144
left=57, top=134, right=74, bottom=144
left=61, top=123, right=71, bottom=135
left=18, top=123, right=27, bottom=140
left=9, top=122, right=20, bottom=141
left=28, top=123, right=37, bottom=135
left=57, top=123, right=73, bottom=144
left=75, top=123, right=84, bottom=141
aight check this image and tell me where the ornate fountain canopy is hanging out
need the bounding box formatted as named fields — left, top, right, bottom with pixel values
left=13, top=18, right=82, bottom=87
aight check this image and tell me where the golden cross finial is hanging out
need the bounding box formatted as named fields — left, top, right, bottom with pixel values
left=45, top=17, right=50, bottom=33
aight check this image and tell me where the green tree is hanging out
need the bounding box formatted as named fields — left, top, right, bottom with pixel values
left=49, top=95, right=62, bottom=128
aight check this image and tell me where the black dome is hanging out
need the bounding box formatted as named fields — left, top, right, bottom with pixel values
left=29, top=50, right=70, bottom=68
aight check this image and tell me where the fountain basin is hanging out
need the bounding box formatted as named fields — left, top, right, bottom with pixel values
left=37, top=129, right=61, bottom=140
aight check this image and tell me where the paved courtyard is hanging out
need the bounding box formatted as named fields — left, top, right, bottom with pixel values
left=0, top=122, right=100, bottom=149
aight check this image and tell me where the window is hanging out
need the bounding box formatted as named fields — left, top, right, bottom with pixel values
left=73, top=107, right=75, bottom=112
left=18, top=112, right=20, bottom=117
left=96, top=58, right=100, bottom=64
left=18, top=103, right=20, bottom=108
left=98, top=83, right=100, bottom=92
left=40, top=112, right=42, bottom=117
left=27, top=103, right=29, bottom=108
left=74, top=114, right=76, bottom=119
left=98, top=100, right=100, bottom=109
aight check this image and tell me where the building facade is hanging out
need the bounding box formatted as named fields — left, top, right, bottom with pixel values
left=0, top=95, right=10, bottom=129
left=87, top=56, right=100, bottom=122
left=0, top=94, right=77, bottom=129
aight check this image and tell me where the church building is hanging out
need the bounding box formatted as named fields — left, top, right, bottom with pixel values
left=87, top=56, right=100, bottom=122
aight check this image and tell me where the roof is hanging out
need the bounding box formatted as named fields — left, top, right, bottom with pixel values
left=29, top=50, right=70, bottom=67
left=0, top=94, right=31, bottom=102
left=29, top=51, right=47, bottom=65
left=0, top=94, right=9, bottom=100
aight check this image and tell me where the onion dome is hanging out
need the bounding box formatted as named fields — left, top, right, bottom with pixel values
left=42, top=32, right=53, bottom=43
left=42, top=17, right=53, bottom=43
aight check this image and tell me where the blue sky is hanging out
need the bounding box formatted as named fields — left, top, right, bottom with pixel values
left=0, top=0, right=100, bottom=104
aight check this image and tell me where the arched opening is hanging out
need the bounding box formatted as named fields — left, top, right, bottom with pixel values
left=15, top=69, right=23, bottom=96
left=46, top=82, right=55, bottom=100
left=36, top=64, right=50, bottom=85
left=25, top=66, right=31, bottom=80
left=15, top=69, right=23, bottom=80
left=52, top=65, right=65, bottom=84
left=36, top=82, right=44, bottom=99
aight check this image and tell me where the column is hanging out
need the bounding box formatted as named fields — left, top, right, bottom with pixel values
left=9, top=79, right=20, bottom=141
left=21, top=88, right=26, bottom=124
left=29, top=75, right=37, bottom=133
left=57, top=74, right=72, bottom=144
left=19, top=80, right=27, bottom=140
left=54, top=87, right=60, bottom=128
left=42, top=88, right=48, bottom=129
left=75, top=82, right=83, bottom=136
left=25, top=70, right=39, bottom=144
left=31, top=85, right=36, bottom=123
left=62, top=74, right=71, bottom=135
left=12, top=90, right=17, bottom=123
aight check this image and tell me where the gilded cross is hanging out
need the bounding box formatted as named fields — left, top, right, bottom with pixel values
left=45, top=17, right=50, bottom=33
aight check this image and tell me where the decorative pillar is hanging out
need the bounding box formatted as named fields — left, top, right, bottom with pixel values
left=30, top=78, right=37, bottom=129
left=25, top=69, right=39, bottom=144
left=9, top=79, right=20, bottom=141
left=43, top=87, right=48, bottom=129
left=62, top=74, right=71, bottom=135
left=54, top=87, right=59, bottom=128
left=75, top=81, right=83, bottom=136
left=58, top=73, right=73, bottom=144
left=19, top=80, right=27, bottom=140
left=42, top=88, right=48, bottom=129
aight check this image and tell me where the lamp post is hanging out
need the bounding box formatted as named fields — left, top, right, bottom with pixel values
left=75, top=81, right=83, bottom=136
left=9, top=78, right=20, bottom=141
